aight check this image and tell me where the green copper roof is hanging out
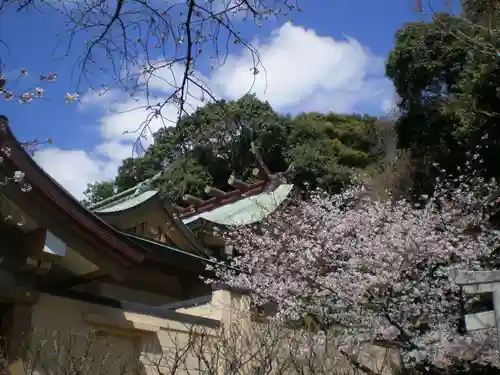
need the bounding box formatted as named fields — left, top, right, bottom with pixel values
left=89, top=168, right=293, bottom=226
left=90, top=171, right=163, bottom=213
left=93, top=190, right=159, bottom=213
left=182, top=184, right=294, bottom=226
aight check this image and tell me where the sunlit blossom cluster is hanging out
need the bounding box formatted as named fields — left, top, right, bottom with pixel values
left=0, top=128, right=33, bottom=229
left=0, top=146, right=31, bottom=194
left=65, top=92, right=79, bottom=104
left=0, top=69, right=76, bottom=104
left=212, top=170, right=500, bottom=369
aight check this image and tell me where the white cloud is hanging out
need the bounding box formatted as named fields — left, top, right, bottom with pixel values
left=98, top=98, right=168, bottom=142
left=212, top=23, right=392, bottom=113
left=33, top=148, right=120, bottom=199
left=78, top=88, right=125, bottom=109
left=35, top=23, right=394, bottom=199
left=95, top=141, right=135, bottom=162
left=93, top=63, right=208, bottom=143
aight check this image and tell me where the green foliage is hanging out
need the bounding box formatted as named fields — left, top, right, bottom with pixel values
left=81, top=181, right=116, bottom=207
left=287, top=112, right=380, bottom=192
left=86, top=94, right=390, bottom=205
left=386, top=13, right=500, bottom=195
left=160, top=157, right=214, bottom=203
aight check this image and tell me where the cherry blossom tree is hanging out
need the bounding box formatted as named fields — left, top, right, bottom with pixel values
left=213, top=162, right=500, bottom=372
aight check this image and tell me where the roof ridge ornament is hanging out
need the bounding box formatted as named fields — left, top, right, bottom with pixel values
left=250, top=141, right=271, bottom=181
left=250, top=141, right=294, bottom=190
left=133, top=170, right=163, bottom=196
left=174, top=141, right=296, bottom=219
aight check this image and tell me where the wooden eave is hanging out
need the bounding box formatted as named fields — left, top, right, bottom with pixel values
left=123, top=233, right=213, bottom=274
left=121, top=231, right=240, bottom=276
left=0, top=116, right=148, bottom=279
left=95, top=193, right=164, bottom=227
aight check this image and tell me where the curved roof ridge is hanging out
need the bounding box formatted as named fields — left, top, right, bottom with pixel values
left=89, top=170, right=163, bottom=211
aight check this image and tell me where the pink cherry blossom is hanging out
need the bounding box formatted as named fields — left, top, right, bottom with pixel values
left=1, top=72, right=59, bottom=103
left=41, top=72, right=58, bottom=82
left=19, top=92, right=33, bottom=104
left=65, top=93, right=79, bottom=104
left=213, top=171, right=500, bottom=370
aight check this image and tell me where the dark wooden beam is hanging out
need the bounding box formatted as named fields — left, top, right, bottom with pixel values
left=160, top=202, right=208, bottom=256
left=204, top=186, right=228, bottom=199
left=35, top=269, right=108, bottom=291
left=228, top=175, right=249, bottom=190
left=182, top=194, right=206, bottom=207
left=1, top=184, right=130, bottom=280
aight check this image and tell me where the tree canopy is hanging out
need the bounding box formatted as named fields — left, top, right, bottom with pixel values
left=81, top=181, right=116, bottom=207
left=84, top=95, right=391, bottom=205
left=386, top=11, right=500, bottom=196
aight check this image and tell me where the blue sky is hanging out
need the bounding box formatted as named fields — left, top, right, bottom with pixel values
left=0, top=0, right=453, bottom=198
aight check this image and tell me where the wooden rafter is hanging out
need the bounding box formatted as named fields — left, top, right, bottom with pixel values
left=175, top=142, right=294, bottom=219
